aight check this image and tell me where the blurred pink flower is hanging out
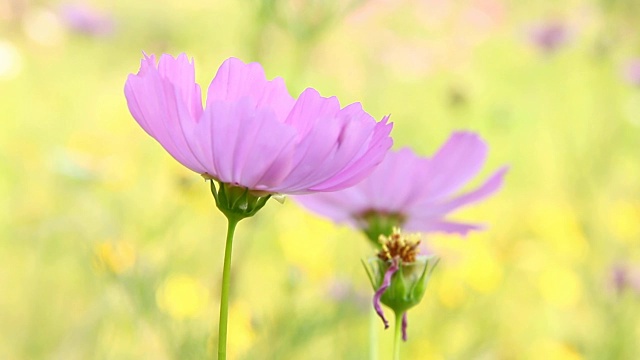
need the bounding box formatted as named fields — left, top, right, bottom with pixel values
left=610, top=264, right=640, bottom=295
left=59, top=3, right=115, bottom=37
left=295, top=132, right=507, bottom=235
left=124, top=54, right=393, bottom=195
left=527, top=20, right=571, bottom=54
left=623, top=58, right=640, bottom=86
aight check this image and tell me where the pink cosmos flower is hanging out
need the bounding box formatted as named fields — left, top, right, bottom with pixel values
left=124, top=54, right=393, bottom=195
left=295, top=131, right=508, bottom=236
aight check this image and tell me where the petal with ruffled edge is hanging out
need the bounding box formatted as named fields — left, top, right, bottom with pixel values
left=373, top=259, right=399, bottom=329
left=124, top=53, right=207, bottom=174
left=310, top=115, right=393, bottom=191
left=206, top=57, right=295, bottom=122
left=293, top=148, right=427, bottom=222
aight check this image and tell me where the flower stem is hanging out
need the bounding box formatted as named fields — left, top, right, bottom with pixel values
left=369, top=306, right=379, bottom=360
left=218, top=217, right=239, bottom=360
left=392, top=312, right=402, bottom=360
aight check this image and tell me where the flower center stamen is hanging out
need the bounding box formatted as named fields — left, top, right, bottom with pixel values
left=377, top=228, right=421, bottom=263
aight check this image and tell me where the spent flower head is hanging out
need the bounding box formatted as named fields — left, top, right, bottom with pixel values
left=363, top=228, right=439, bottom=341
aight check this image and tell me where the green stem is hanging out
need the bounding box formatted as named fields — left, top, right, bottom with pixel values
left=217, top=217, right=239, bottom=360
left=392, top=312, right=402, bottom=360
left=369, top=306, right=379, bottom=360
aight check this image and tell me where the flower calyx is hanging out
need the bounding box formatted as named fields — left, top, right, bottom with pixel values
left=207, top=178, right=272, bottom=222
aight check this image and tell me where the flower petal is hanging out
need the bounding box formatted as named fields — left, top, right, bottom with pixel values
left=373, top=259, right=399, bottom=329
left=405, top=218, right=485, bottom=236
left=206, top=57, right=295, bottom=122
left=431, top=166, right=509, bottom=214
left=124, top=53, right=207, bottom=174
left=202, top=99, right=297, bottom=188
left=307, top=114, right=393, bottom=192
left=402, top=312, right=408, bottom=341
left=293, top=189, right=365, bottom=224
left=425, top=131, right=488, bottom=200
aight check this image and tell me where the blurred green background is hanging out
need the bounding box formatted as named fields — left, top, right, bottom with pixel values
left=1, top=0, right=640, bottom=359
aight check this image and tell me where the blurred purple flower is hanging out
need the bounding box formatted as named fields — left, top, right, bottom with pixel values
left=610, top=264, right=640, bottom=295
left=59, top=3, right=115, bottom=37
left=527, top=20, right=570, bottom=54
left=295, top=132, right=507, bottom=236
left=623, top=59, right=640, bottom=87
left=124, top=54, right=393, bottom=195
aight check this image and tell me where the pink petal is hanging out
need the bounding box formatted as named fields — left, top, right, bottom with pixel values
left=373, top=259, right=399, bottom=329
left=402, top=312, right=408, bottom=341
left=124, top=54, right=207, bottom=174
left=206, top=57, right=295, bottom=122
left=308, top=115, right=393, bottom=192
left=430, top=166, right=509, bottom=215
left=203, top=99, right=297, bottom=188
left=425, top=131, right=488, bottom=200
left=405, top=219, right=485, bottom=236
left=293, top=189, right=365, bottom=224
left=284, top=87, right=342, bottom=137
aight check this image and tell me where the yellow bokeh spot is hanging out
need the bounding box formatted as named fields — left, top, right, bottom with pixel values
left=528, top=201, right=589, bottom=262
left=531, top=339, right=583, bottom=360
left=156, top=274, right=209, bottom=319
left=607, top=201, right=640, bottom=243
left=278, top=207, right=336, bottom=280
left=407, top=339, right=444, bottom=360
left=461, top=247, right=503, bottom=294
left=436, top=270, right=467, bottom=308
left=94, top=241, right=136, bottom=274
left=537, top=266, right=582, bottom=308
left=227, top=301, right=256, bottom=359
left=0, top=40, right=22, bottom=80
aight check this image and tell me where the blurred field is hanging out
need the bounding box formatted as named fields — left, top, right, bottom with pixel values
left=1, top=0, right=640, bottom=359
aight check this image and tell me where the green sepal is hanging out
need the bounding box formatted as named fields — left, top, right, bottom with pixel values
left=210, top=180, right=272, bottom=222
left=366, top=255, right=440, bottom=315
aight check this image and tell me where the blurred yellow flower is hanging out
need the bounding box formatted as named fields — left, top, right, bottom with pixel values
left=436, top=270, right=467, bottom=308
left=227, top=301, right=256, bottom=359
left=278, top=207, right=336, bottom=280
left=531, top=339, right=583, bottom=360
left=156, top=274, right=209, bottom=319
left=529, top=201, right=589, bottom=263
left=94, top=241, right=136, bottom=274
left=461, top=243, right=503, bottom=294
left=607, top=201, right=640, bottom=243
left=537, top=266, right=582, bottom=308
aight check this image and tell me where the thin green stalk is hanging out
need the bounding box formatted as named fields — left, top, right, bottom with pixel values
left=369, top=306, right=379, bottom=360
left=392, top=312, right=402, bottom=360
left=217, top=217, right=239, bottom=360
